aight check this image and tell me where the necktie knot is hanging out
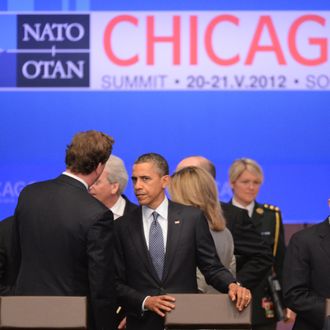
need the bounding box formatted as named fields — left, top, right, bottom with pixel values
left=152, top=211, right=159, bottom=222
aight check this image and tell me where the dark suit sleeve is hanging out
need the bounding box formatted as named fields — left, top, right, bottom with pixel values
left=283, top=232, right=325, bottom=329
left=227, top=211, right=273, bottom=290
left=114, top=221, right=146, bottom=318
left=195, top=214, right=235, bottom=293
left=87, top=210, right=117, bottom=330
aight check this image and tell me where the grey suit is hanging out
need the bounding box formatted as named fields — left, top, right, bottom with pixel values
left=197, top=227, right=235, bottom=293
left=114, top=200, right=235, bottom=330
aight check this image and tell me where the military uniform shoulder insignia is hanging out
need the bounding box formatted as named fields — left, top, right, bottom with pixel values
left=263, top=204, right=280, bottom=212
left=256, top=207, right=264, bottom=215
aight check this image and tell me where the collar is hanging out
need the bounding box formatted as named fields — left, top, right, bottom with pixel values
left=232, top=197, right=255, bottom=218
left=142, top=196, right=169, bottom=221
left=110, top=195, right=126, bottom=220
left=62, top=171, right=88, bottom=190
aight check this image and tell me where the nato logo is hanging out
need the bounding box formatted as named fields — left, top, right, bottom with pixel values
left=0, top=14, right=90, bottom=88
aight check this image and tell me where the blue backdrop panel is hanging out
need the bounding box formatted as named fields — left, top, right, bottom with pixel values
left=0, top=0, right=329, bottom=222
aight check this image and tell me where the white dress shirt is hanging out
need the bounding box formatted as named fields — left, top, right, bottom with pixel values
left=110, top=195, right=126, bottom=220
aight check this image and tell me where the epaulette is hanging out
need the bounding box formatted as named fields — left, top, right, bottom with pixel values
left=263, top=204, right=280, bottom=212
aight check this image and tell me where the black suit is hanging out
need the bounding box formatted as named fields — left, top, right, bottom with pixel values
left=283, top=218, right=330, bottom=330
left=115, top=200, right=235, bottom=330
left=221, top=202, right=273, bottom=290
left=115, top=194, right=138, bottom=326
left=122, top=195, right=138, bottom=214
left=13, top=174, right=116, bottom=330
left=0, top=216, right=15, bottom=295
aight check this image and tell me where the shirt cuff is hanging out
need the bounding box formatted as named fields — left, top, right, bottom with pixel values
left=142, top=296, right=150, bottom=312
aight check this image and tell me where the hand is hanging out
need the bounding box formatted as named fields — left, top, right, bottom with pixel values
left=284, top=308, right=296, bottom=323
left=228, top=282, right=251, bottom=312
left=118, top=317, right=126, bottom=329
left=144, top=295, right=176, bottom=317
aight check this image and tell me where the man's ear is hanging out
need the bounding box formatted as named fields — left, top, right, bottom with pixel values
left=161, top=175, right=170, bottom=188
left=110, top=182, right=120, bottom=195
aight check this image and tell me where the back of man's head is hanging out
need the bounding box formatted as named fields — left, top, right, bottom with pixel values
left=176, top=156, right=216, bottom=178
left=105, top=155, right=129, bottom=195
left=65, top=130, right=114, bottom=175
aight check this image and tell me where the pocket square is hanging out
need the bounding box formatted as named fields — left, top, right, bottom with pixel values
left=174, top=220, right=181, bottom=224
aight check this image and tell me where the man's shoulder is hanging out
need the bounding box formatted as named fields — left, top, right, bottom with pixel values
left=21, top=178, right=55, bottom=192
left=20, top=175, right=81, bottom=196
left=116, top=207, right=141, bottom=225
left=169, top=200, right=204, bottom=216
left=291, top=220, right=326, bottom=243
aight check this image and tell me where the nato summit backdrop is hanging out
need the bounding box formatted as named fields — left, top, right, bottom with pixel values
left=0, top=0, right=329, bottom=223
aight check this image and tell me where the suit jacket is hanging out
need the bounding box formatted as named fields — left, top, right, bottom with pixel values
left=115, top=195, right=138, bottom=325
left=248, top=202, right=286, bottom=326
left=0, top=216, right=15, bottom=295
left=122, top=195, right=138, bottom=214
left=221, top=202, right=273, bottom=291
left=13, top=174, right=116, bottom=330
left=283, top=218, right=330, bottom=330
left=114, top=200, right=235, bottom=330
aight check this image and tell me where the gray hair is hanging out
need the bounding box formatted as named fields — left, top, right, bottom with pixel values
left=104, top=155, right=129, bottom=195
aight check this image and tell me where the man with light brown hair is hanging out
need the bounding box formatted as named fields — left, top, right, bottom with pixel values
left=12, top=130, right=117, bottom=330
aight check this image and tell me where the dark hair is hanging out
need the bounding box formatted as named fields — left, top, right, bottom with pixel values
left=65, top=130, right=114, bottom=175
left=134, top=153, right=169, bottom=176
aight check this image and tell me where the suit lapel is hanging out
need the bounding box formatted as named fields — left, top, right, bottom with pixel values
left=318, top=218, right=330, bottom=261
left=127, top=208, right=161, bottom=283
left=162, top=201, right=184, bottom=283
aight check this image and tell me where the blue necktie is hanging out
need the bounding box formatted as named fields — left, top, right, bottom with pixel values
left=149, top=211, right=165, bottom=280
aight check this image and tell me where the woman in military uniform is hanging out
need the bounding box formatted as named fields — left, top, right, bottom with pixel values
left=228, top=158, right=287, bottom=330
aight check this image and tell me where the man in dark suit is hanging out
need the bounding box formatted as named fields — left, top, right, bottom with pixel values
left=0, top=216, right=15, bottom=295
left=12, top=130, right=117, bottom=330
left=89, top=154, right=138, bottom=327
left=115, top=153, right=251, bottom=330
left=283, top=216, right=330, bottom=330
left=176, top=156, right=273, bottom=291
left=89, top=154, right=138, bottom=219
